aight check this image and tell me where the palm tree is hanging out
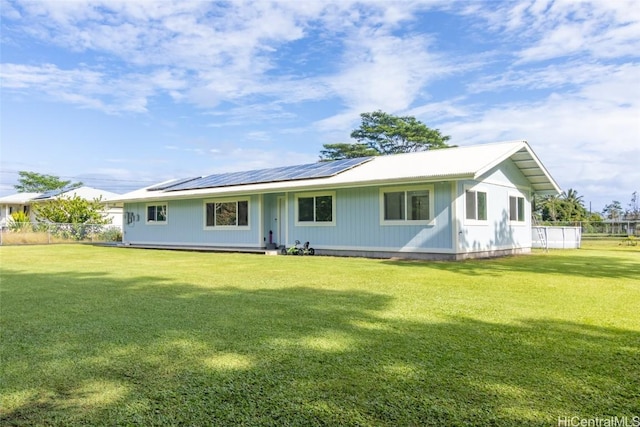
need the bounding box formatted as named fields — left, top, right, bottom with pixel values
left=540, top=195, right=561, bottom=222
left=561, top=188, right=587, bottom=221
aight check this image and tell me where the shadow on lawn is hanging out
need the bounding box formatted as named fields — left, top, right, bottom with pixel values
left=384, top=251, right=640, bottom=280
left=1, top=270, right=638, bottom=426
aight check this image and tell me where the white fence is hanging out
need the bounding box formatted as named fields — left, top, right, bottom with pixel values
left=0, top=222, right=122, bottom=245
left=532, top=226, right=582, bottom=249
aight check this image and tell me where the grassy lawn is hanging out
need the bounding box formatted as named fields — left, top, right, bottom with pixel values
left=1, top=242, right=638, bottom=426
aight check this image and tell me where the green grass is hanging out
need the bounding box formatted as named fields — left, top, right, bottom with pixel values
left=1, top=243, right=638, bottom=426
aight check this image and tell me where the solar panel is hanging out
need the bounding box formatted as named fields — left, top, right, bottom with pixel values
left=147, top=177, right=201, bottom=191
left=32, top=186, right=78, bottom=200
left=158, top=157, right=372, bottom=192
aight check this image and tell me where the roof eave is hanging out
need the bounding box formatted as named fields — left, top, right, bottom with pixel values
left=113, top=173, right=478, bottom=203
left=474, top=140, right=561, bottom=195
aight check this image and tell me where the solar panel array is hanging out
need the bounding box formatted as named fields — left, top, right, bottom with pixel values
left=33, top=189, right=63, bottom=200
left=148, top=157, right=372, bottom=192
left=32, top=186, right=78, bottom=200
left=147, top=177, right=202, bottom=192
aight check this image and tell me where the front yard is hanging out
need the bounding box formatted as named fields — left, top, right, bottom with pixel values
left=0, top=242, right=638, bottom=426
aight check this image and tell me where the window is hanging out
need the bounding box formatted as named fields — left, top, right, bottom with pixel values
left=509, top=196, right=525, bottom=222
left=205, top=200, right=249, bottom=227
left=296, top=192, right=335, bottom=225
left=381, top=186, right=434, bottom=224
left=147, top=204, right=167, bottom=223
left=466, top=190, right=487, bottom=221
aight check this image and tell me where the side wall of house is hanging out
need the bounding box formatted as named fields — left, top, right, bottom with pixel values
left=123, top=182, right=454, bottom=254
left=284, top=181, right=454, bottom=254
left=455, top=158, right=532, bottom=254
left=123, top=195, right=262, bottom=247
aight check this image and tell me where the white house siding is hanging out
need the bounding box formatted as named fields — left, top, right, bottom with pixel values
left=457, top=160, right=532, bottom=255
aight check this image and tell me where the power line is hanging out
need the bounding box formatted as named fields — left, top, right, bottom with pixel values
left=0, top=169, right=156, bottom=184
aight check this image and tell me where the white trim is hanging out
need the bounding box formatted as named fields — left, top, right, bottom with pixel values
left=311, top=244, right=456, bottom=254
left=202, top=197, right=251, bottom=230
left=508, top=192, right=527, bottom=225
left=126, top=240, right=261, bottom=248
left=463, top=184, right=489, bottom=225
left=258, top=194, right=263, bottom=247
left=379, top=184, right=435, bottom=226
left=294, top=190, right=336, bottom=227
left=452, top=182, right=461, bottom=252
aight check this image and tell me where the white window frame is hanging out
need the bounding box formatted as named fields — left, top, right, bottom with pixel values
left=146, top=203, right=168, bottom=225
left=508, top=193, right=527, bottom=224
left=203, top=198, right=250, bottom=230
left=464, top=186, right=488, bottom=224
left=379, top=185, right=435, bottom=226
left=295, top=191, right=336, bottom=227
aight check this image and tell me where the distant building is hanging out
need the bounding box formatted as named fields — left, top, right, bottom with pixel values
left=0, top=192, right=40, bottom=227
left=0, top=186, right=122, bottom=229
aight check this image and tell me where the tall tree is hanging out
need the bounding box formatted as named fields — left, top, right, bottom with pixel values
left=351, top=111, right=451, bottom=154
left=319, top=111, right=451, bottom=160
left=602, top=201, right=623, bottom=221
left=319, top=143, right=379, bottom=161
left=14, top=171, right=82, bottom=193
left=560, top=188, right=587, bottom=221
left=626, top=191, right=639, bottom=220
left=539, top=195, right=561, bottom=221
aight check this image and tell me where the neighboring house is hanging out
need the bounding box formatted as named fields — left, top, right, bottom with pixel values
left=113, top=140, right=561, bottom=260
left=0, top=192, right=40, bottom=228
left=0, top=186, right=123, bottom=228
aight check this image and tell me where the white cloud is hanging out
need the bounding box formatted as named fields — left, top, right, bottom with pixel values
left=1, top=1, right=451, bottom=117
left=1, top=0, right=637, bottom=208
left=438, top=63, right=640, bottom=209
left=0, top=63, right=188, bottom=114
left=203, top=147, right=317, bottom=174
left=464, top=0, right=640, bottom=63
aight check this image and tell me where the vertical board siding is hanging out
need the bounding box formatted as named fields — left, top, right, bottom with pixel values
left=288, top=182, right=453, bottom=251
left=123, top=176, right=536, bottom=254
left=457, top=160, right=532, bottom=252
left=123, top=196, right=260, bottom=246
left=261, top=193, right=283, bottom=246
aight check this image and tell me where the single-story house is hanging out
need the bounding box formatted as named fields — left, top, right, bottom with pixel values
left=112, top=140, right=561, bottom=260
left=0, top=192, right=40, bottom=228
left=0, top=186, right=123, bottom=228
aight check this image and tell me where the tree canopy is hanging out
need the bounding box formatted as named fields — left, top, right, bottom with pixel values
left=33, top=195, right=110, bottom=225
left=14, top=171, right=82, bottom=193
left=319, top=143, right=380, bottom=162
left=602, top=201, right=623, bottom=221
left=535, top=188, right=588, bottom=222
left=319, top=111, right=451, bottom=161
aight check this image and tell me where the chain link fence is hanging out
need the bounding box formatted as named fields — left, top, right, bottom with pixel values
left=0, top=222, right=122, bottom=245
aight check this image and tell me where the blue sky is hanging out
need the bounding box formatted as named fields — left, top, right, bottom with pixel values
left=1, top=0, right=638, bottom=212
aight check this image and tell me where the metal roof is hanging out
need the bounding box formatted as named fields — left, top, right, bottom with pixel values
left=32, top=186, right=122, bottom=202
left=0, top=192, right=42, bottom=204
left=112, top=140, right=561, bottom=202
left=149, top=157, right=372, bottom=192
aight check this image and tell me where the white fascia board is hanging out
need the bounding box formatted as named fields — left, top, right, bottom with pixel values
left=114, top=173, right=476, bottom=204
left=473, top=140, right=561, bottom=195
left=473, top=140, right=527, bottom=178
